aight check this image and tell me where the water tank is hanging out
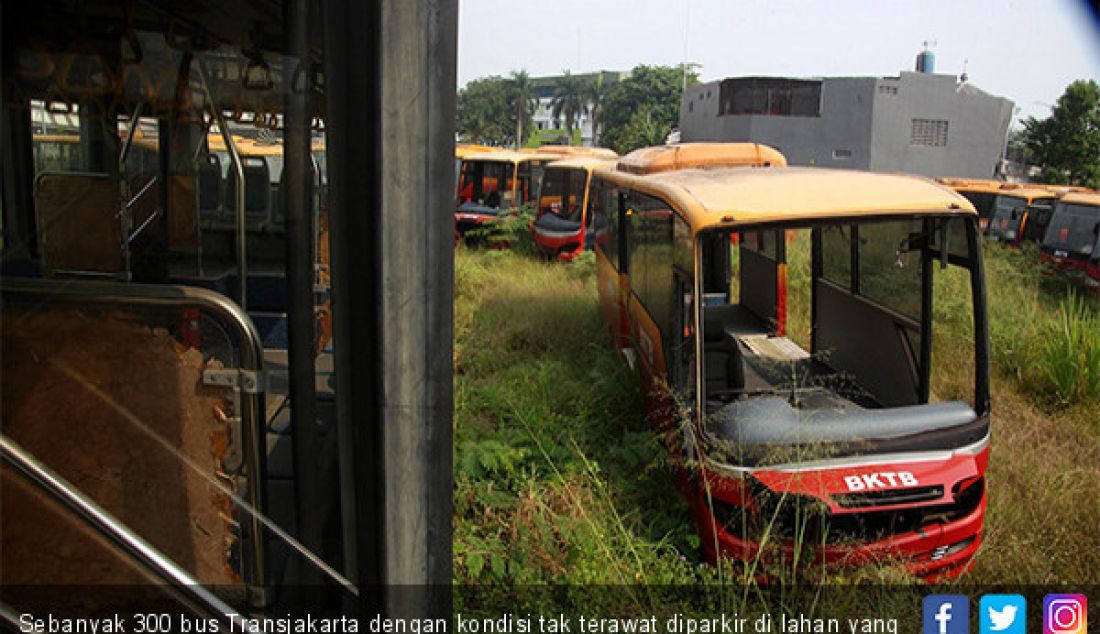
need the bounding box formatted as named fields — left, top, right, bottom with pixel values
left=916, top=50, right=935, bottom=73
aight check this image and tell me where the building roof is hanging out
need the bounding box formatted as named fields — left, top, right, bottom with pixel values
left=594, top=165, right=975, bottom=233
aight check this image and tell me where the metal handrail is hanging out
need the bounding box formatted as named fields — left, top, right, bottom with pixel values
left=196, top=59, right=248, bottom=311
left=1, top=433, right=243, bottom=625
left=0, top=277, right=268, bottom=603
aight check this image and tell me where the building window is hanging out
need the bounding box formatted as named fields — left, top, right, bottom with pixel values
left=910, top=119, right=949, bottom=147
left=833, top=149, right=852, bottom=160
left=878, top=85, right=898, bottom=95
left=718, top=78, right=822, bottom=117
left=688, top=100, right=694, bottom=113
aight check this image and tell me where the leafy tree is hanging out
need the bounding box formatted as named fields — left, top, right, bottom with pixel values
left=616, top=106, right=671, bottom=151
left=508, top=70, right=539, bottom=150
left=550, top=70, right=588, bottom=147
left=586, top=73, right=610, bottom=146
left=601, top=64, right=698, bottom=154
left=1021, top=79, right=1100, bottom=188
left=456, top=76, right=516, bottom=147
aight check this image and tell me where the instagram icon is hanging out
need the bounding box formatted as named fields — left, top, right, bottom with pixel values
left=1044, top=595, right=1087, bottom=634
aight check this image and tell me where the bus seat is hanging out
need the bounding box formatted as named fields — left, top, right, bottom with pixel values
left=225, top=156, right=271, bottom=230
left=704, top=316, right=745, bottom=394
left=197, top=154, right=223, bottom=225
left=33, top=172, right=123, bottom=274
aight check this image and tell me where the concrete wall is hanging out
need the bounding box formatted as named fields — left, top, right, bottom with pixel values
left=868, top=72, right=1014, bottom=178
left=680, top=73, right=1014, bottom=179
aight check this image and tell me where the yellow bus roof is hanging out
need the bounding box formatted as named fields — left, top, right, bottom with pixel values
left=461, top=150, right=560, bottom=164
left=544, top=157, right=619, bottom=172
left=456, top=143, right=503, bottom=158
left=991, top=184, right=1060, bottom=201
left=936, top=177, right=1005, bottom=191
left=1060, top=191, right=1100, bottom=207
left=535, top=145, right=618, bottom=158
left=617, top=143, right=787, bottom=175
left=595, top=166, right=976, bottom=233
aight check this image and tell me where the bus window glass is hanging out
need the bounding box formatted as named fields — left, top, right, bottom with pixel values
left=630, top=192, right=674, bottom=338
left=458, top=160, right=511, bottom=208
left=988, top=195, right=1028, bottom=242
left=1043, top=203, right=1100, bottom=256
left=674, top=214, right=692, bottom=274
left=857, top=219, right=923, bottom=319
left=590, top=178, right=618, bottom=269
left=539, top=168, right=585, bottom=223
left=820, top=225, right=852, bottom=288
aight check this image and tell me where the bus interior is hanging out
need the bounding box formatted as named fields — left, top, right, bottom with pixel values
left=686, top=217, right=989, bottom=466
left=2, top=0, right=454, bottom=620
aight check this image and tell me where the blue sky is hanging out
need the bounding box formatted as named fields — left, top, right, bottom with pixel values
left=457, top=0, right=1100, bottom=125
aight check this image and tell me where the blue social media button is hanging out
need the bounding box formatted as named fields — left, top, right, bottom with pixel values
left=924, top=595, right=970, bottom=634
left=980, top=595, right=1026, bottom=634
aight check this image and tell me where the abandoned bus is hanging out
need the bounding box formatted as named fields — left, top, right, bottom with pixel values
left=454, top=150, right=563, bottom=240
left=982, top=185, right=1059, bottom=248
left=1039, top=191, right=1100, bottom=287
left=2, top=0, right=452, bottom=622
left=534, top=144, right=618, bottom=159
left=936, top=178, right=1004, bottom=231
left=594, top=150, right=990, bottom=581
left=532, top=156, right=617, bottom=260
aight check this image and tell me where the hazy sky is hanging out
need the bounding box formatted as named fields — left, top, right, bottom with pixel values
left=457, top=0, right=1100, bottom=125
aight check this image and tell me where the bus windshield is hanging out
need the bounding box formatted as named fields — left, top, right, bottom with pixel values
left=987, top=195, right=1027, bottom=242
left=457, top=160, right=513, bottom=209
left=538, top=168, right=587, bottom=224
left=1042, top=203, right=1100, bottom=256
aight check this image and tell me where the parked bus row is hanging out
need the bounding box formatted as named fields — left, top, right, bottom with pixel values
left=939, top=178, right=1100, bottom=288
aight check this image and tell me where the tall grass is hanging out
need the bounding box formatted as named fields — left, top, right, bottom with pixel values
left=454, top=239, right=1100, bottom=590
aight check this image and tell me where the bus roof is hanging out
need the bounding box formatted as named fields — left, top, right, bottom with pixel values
left=1059, top=191, right=1100, bottom=207
left=535, top=145, right=618, bottom=158
left=461, top=150, right=561, bottom=164
left=936, top=177, right=1005, bottom=191
left=595, top=166, right=975, bottom=233
left=937, top=177, right=1062, bottom=201
left=544, top=156, right=619, bottom=172
left=992, top=183, right=1060, bottom=201
left=617, top=143, right=786, bottom=175
left=456, top=143, right=503, bottom=158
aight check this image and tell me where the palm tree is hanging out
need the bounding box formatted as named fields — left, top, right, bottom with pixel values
left=585, top=73, right=609, bottom=146
left=508, top=70, right=538, bottom=150
left=550, top=70, right=588, bottom=146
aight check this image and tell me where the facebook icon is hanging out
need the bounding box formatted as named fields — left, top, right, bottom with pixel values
left=924, top=595, right=970, bottom=634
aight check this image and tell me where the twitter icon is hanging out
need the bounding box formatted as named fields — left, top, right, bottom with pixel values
left=980, top=595, right=1026, bottom=634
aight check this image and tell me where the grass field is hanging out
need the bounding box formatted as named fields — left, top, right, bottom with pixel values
left=453, top=240, right=1100, bottom=588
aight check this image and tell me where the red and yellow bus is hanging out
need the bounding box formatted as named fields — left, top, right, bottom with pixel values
left=1039, top=191, right=1100, bottom=287
left=981, top=184, right=1060, bottom=248
left=594, top=146, right=991, bottom=581
left=532, top=156, right=617, bottom=260
left=454, top=150, right=563, bottom=240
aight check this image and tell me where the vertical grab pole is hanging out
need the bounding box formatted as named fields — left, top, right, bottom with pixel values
left=196, top=60, right=247, bottom=311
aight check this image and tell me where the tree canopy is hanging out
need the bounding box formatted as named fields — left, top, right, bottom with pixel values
left=509, top=70, right=539, bottom=150
left=1021, top=79, right=1100, bottom=188
left=600, top=64, right=698, bottom=154
left=550, top=70, right=588, bottom=146
left=456, top=75, right=532, bottom=147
